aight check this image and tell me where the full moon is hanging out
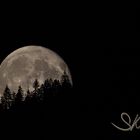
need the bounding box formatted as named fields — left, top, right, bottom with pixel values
left=0, top=45, right=72, bottom=95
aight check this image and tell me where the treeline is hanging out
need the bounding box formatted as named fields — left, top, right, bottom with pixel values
left=0, top=71, right=73, bottom=112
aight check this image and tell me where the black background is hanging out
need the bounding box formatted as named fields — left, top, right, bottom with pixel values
left=99, top=9, right=140, bottom=139
left=0, top=5, right=139, bottom=139
left=0, top=4, right=90, bottom=139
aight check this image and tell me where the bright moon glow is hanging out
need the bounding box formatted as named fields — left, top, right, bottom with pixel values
left=0, top=45, right=72, bottom=95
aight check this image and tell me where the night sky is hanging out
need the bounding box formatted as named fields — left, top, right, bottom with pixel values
left=0, top=6, right=138, bottom=139
left=0, top=6, right=90, bottom=138
left=0, top=8, right=89, bottom=113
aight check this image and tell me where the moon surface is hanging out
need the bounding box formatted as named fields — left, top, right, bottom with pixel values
left=0, top=45, right=72, bottom=95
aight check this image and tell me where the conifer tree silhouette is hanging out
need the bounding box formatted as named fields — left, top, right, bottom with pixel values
left=12, top=92, right=16, bottom=101
left=15, top=86, right=23, bottom=104
left=44, top=79, right=51, bottom=89
left=38, top=84, right=45, bottom=101
left=4, top=85, right=12, bottom=100
left=3, top=85, right=12, bottom=109
left=52, top=79, right=61, bottom=96
left=0, top=75, right=73, bottom=112
left=27, top=89, right=31, bottom=96
left=25, top=89, right=31, bottom=103
left=61, top=71, right=72, bottom=89
left=33, top=79, right=40, bottom=92
left=1, top=96, right=6, bottom=110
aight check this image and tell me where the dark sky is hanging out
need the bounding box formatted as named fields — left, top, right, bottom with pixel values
left=136, top=8, right=140, bottom=32
left=0, top=5, right=139, bottom=139
left=0, top=9, right=89, bottom=113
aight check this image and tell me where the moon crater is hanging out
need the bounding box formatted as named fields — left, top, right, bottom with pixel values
left=0, top=46, right=72, bottom=95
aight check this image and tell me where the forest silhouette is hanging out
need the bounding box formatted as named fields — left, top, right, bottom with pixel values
left=0, top=71, right=73, bottom=113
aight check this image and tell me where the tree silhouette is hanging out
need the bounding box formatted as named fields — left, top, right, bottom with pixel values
left=3, top=85, right=12, bottom=109
left=44, top=79, right=51, bottom=89
left=12, top=92, right=16, bottom=101
left=25, top=89, right=31, bottom=103
left=37, top=84, right=45, bottom=101
left=15, top=86, right=23, bottom=104
left=61, top=71, right=72, bottom=89
left=52, top=79, right=61, bottom=96
left=0, top=72, right=73, bottom=112
left=3, top=85, right=11, bottom=100
left=27, top=89, right=31, bottom=96
left=33, top=79, right=40, bottom=92
left=1, top=96, right=6, bottom=110
left=43, top=78, right=54, bottom=99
